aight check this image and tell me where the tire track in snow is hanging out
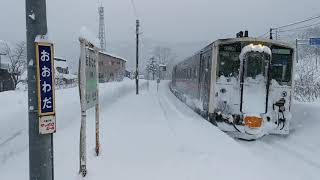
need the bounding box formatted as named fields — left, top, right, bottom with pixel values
left=155, top=82, right=216, bottom=179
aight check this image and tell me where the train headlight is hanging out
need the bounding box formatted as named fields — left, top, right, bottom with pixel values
left=244, top=116, right=263, bottom=128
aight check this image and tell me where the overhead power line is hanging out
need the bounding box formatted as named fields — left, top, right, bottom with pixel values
left=258, top=15, right=320, bottom=39
left=273, top=15, right=320, bottom=30
left=278, top=21, right=320, bottom=33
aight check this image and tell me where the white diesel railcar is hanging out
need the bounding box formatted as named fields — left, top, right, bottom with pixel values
left=171, top=37, right=295, bottom=140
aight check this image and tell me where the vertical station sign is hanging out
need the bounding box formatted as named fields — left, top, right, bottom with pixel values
left=36, top=42, right=56, bottom=134
left=78, top=38, right=100, bottom=176
left=84, top=48, right=98, bottom=110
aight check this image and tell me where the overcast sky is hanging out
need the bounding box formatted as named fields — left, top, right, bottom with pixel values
left=0, top=0, right=319, bottom=67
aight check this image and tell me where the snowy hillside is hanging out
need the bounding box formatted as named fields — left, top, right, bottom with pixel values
left=0, top=80, right=320, bottom=179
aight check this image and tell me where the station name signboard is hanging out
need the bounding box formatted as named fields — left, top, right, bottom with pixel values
left=84, top=48, right=98, bottom=110
left=36, top=42, right=56, bottom=134
left=310, top=38, right=320, bottom=46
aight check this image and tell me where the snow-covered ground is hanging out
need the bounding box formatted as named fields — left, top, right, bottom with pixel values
left=0, top=79, right=319, bottom=180
left=238, top=101, right=320, bottom=179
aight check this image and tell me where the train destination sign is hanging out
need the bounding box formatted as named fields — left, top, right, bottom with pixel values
left=35, top=42, right=56, bottom=134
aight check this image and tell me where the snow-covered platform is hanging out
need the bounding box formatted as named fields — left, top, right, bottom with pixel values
left=0, top=80, right=319, bottom=180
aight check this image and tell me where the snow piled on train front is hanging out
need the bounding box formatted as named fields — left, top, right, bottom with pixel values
left=239, top=44, right=272, bottom=60
left=215, top=44, right=292, bottom=140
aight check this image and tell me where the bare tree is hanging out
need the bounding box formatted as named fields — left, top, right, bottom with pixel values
left=1, top=41, right=27, bottom=88
left=152, top=46, right=176, bottom=79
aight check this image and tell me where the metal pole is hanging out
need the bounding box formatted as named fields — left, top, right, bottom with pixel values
left=316, top=56, right=318, bottom=71
left=136, top=20, right=139, bottom=95
left=296, top=39, right=299, bottom=63
left=95, top=102, right=100, bottom=155
left=270, top=28, right=273, bottom=40
left=95, top=50, right=100, bottom=156
left=26, top=1, right=54, bottom=180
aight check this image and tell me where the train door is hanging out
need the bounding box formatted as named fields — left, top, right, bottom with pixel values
left=240, top=51, right=271, bottom=115
left=198, top=54, right=203, bottom=99
left=199, top=52, right=211, bottom=113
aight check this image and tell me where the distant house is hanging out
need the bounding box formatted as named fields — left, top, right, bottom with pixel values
left=125, top=70, right=133, bottom=79
left=54, top=57, right=77, bottom=87
left=0, top=66, right=14, bottom=92
left=98, top=52, right=126, bottom=83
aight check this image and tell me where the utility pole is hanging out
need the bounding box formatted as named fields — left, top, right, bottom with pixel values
left=136, top=19, right=140, bottom=95
left=26, top=0, right=54, bottom=180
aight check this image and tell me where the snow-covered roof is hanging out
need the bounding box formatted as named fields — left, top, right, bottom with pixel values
left=56, top=72, right=77, bottom=80
left=54, top=58, right=68, bottom=69
left=99, top=51, right=127, bottom=62
left=0, top=63, right=9, bottom=70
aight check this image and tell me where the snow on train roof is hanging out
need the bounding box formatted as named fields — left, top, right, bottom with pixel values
left=215, top=37, right=293, bottom=48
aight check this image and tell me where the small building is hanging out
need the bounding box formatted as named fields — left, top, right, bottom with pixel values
left=125, top=70, right=133, bottom=79
left=0, top=67, right=14, bottom=92
left=54, top=57, right=77, bottom=87
left=98, top=52, right=126, bottom=83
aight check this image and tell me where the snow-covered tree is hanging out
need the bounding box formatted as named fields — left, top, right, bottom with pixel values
left=152, top=46, right=176, bottom=79
left=145, top=57, right=159, bottom=80
left=294, top=55, right=320, bottom=102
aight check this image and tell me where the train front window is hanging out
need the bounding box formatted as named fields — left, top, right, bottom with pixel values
left=270, top=47, right=293, bottom=84
left=244, top=52, right=269, bottom=79
left=218, top=43, right=241, bottom=78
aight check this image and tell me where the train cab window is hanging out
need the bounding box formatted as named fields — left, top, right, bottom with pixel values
left=270, top=47, right=293, bottom=84
left=244, top=52, right=269, bottom=79
left=218, top=43, right=241, bottom=78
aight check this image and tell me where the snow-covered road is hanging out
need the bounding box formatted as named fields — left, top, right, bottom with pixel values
left=0, top=79, right=319, bottom=180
